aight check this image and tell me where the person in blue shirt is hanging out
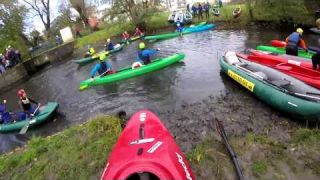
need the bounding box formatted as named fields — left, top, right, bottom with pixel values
left=137, top=42, right=159, bottom=65
left=90, top=53, right=113, bottom=80
left=192, top=4, right=197, bottom=17
left=176, top=23, right=184, bottom=36
left=0, top=99, right=12, bottom=124
left=105, top=38, right=114, bottom=51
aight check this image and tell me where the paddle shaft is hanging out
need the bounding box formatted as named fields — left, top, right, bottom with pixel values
left=216, top=120, right=244, bottom=180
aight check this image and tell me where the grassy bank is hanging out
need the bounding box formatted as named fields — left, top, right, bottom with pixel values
left=188, top=128, right=320, bottom=179
left=0, top=115, right=122, bottom=180
left=1, top=114, right=319, bottom=179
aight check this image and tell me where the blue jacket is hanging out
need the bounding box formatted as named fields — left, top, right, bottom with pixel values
left=288, top=32, right=301, bottom=45
left=137, top=49, right=158, bottom=63
left=106, top=42, right=114, bottom=51
left=0, top=104, right=12, bottom=124
left=90, top=61, right=112, bottom=78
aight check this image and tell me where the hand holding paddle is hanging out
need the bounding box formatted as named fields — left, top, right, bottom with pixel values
left=19, top=104, right=41, bottom=134
left=80, top=70, right=110, bottom=91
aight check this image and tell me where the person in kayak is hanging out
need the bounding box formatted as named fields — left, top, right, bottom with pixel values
left=122, top=31, right=130, bottom=41
left=133, top=28, right=144, bottom=37
left=0, top=99, right=12, bottom=124
left=18, top=89, right=40, bottom=120
left=137, top=42, right=159, bottom=65
left=285, top=28, right=308, bottom=56
left=85, top=45, right=96, bottom=57
left=105, top=38, right=114, bottom=51
left=90, top=53, right=113, bottom=80
left=312, top=39, right=320, bottom=70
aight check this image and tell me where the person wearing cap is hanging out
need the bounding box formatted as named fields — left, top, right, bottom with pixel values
left=0, top=99, right=12, bottom=124
left=90, top=53, right=113, bottom=80
left=17, top=89, right=40, bottom=120
left=105, top=38, right=115, bottom=51
left=137, top=42, right=159, bottom=65
left=285, top=28, right=308, bottom=56
left=312, top=39, right=320, bottom=70
left=133, top=27, right=144, bottom=37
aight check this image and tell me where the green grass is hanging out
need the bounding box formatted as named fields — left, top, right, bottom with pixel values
left=0, top=115, right=122, bottom=180
left=75, top=23, right=134, bottom=49
left=251, top=160, right=268, bottom=177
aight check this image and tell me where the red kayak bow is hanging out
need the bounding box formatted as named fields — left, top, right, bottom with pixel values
left=101, top=110, right=195, bottom=180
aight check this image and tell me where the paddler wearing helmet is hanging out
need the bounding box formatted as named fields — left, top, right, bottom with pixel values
left=85, top=45, right=96, bottom=57
left=137, top=42, right=160, bottom=65
left=17, top=89, right=40, bottom=120
left=90, top=52, right=113, bottom=80
left=285, top=28, right=308, bottom=56
left=176, top=22, right=184, bottom=36
left=105, top=38, right=115, bottom=51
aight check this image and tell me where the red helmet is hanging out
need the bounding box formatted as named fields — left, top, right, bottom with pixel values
left=17, top=89, right=26, bottom=98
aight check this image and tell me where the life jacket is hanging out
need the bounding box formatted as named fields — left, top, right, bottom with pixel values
left=138, top=50, right=150, bottom=64
left=89, top=48, right=95, bottom=56
left=287, top=32, right=301, bottom=46
left=98, top=61, right=108, bottom=75
left=21, top=97, right=31, bottom=111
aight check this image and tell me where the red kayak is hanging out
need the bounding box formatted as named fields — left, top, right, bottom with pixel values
left=238, top=51, right=320, bottom=89
left=271, top=40, right=287, bottom=48
left=101, top=110, right=195, bottom=180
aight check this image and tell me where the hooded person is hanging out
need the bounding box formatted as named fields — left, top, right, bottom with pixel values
left=0, top=100, right=12, bottom=124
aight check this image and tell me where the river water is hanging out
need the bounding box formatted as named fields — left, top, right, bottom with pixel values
left=0, top=26, right=319, bottom=154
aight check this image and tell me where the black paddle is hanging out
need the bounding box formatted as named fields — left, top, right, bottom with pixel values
left=215, top=119, right=245, bottom=180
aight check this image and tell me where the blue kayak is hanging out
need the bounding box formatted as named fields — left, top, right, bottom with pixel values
left=145, top=23, right=216, bottom=41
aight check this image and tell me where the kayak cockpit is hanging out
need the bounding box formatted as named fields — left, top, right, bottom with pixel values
left=126, top=172, right=160, bottom=180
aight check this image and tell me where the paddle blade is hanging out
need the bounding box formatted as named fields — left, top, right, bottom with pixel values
left=79, top=84, right=89, bottom=91
left=19, top=122, right=30, bottom=134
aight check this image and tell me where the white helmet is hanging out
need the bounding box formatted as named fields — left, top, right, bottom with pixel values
left=7, top=45, right=11, bottom=49
left=107, top=38, right=111, bottom=43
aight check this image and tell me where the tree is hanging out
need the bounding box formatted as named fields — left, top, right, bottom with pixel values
left=69, top=0, right=89, bottom=28
left=22, top=0, right=51, bottom=38
left=109, top=0, right=159, bottom=28
left=50, top=1, right=75, bottom=35
left=0, top=0, right=32, bottom=53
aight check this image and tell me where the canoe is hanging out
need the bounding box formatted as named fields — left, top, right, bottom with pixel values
left=168, top=11, right=176, bottom=23
left=72, top=44, right=125, bottom=65
left=233, top=7, right=241, bottom=18
left=184, top=11, right=193, bottom=23
left=79, top=53, right=185, bottom=90
left=144, top=23, right=216, bottom=41
left=220, top=51, right=320, bottom=119
left=0, top=102, right=59, bottom=133
left=174, top=11, right=184, bottom=23
left=238, top=51, right=320, bottom=89
left=101, top=110, right=195, bottom=180
left=310, top=27, right=320, bottom=35
left=120, top=34, right=145, bottom=44
left=245, top=50, right=312, bottom=69
left=212, top=8, right=220, bottom=16
left=271, top=40, right=320, bottom=53
left=256, top=45, right=314, bottom=59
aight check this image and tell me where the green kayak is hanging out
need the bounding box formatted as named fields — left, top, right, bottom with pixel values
left=144, top=23, right=215, bottom=41
left=79, top=53, right=185, bottom=90
left=256, top=45, right=314, bottom=59
left=0, top=102, right=59, bottom=133
left=72, top=44, right=125, bottom=65
left=120, top=34, right=145, bottom=43
left=221, top=51, right=320, bottom=119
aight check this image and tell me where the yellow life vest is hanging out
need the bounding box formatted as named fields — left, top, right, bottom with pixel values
left=89, top=47, right=96, bottom=56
